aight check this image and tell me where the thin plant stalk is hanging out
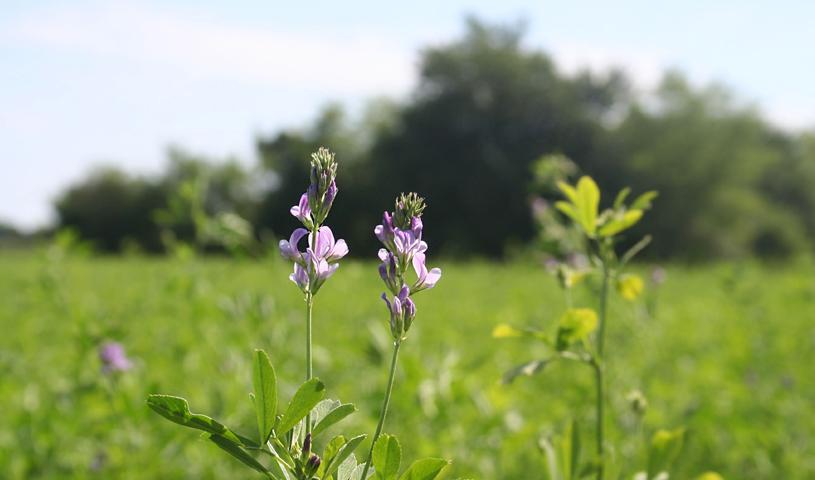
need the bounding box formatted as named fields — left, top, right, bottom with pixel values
left=595, top=262, right=610, bottom=480
left=360, top=339, right=402, bottom=479
left=305, top=292, right=314, bottom=437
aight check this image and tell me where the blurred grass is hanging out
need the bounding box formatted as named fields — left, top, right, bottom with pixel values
left=0, top=251, right=813, bottom=478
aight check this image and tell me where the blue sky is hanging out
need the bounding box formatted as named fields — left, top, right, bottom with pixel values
left=2, top=0, right=813, bottom=230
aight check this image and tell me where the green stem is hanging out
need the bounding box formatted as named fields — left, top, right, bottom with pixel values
left=598, top=263, right=610, bottom=357
left=595, top=263, right=610, bottom=480
left=360, top=340, right=402, bottom=480
left=305, top=292, right=314, bottom=437
left=594, top=360, right=604, bottom=480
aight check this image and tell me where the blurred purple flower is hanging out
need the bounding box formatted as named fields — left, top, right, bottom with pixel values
left=99, top=341, right=132, bottom=373
left=651, top=266, right=667, bottom=285
left=290, top=263, right=310, bottom=292
left=411, top=252, right=441, bottom=292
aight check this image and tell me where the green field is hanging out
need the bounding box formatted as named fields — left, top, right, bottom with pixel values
left=1, top=251, right=813, bottom=479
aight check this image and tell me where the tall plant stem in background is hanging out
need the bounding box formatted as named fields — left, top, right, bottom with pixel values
left=595, top=262, right=610, bottom=480
left=360, top=340, right=402, bottom=480
left=305, top=291, right=314, bottom=437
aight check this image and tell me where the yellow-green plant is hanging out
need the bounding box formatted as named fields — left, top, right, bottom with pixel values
left=495, top=176, right=685, bottom=479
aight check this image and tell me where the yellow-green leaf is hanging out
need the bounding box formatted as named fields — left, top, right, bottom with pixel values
left=575, top=176, right=600, bottom=236
left=556, top=308, right=598, bottom=350
left=598, top=209, right=643, bottom=237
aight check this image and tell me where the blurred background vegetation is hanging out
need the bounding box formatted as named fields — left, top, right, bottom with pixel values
left=5, top=20, right=814, bottom=261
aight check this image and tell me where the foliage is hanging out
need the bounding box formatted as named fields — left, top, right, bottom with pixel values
left=1, top=252, right=813, bottom=478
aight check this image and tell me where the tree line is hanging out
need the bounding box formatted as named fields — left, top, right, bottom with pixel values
left=50, top=20, right=815, bottom=259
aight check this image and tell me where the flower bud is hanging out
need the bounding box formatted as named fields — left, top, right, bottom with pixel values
left=393, top=192, right=426, bottom=230
left=305, top=453, right=321, bottom=477
left=308, top=147, right=338, bottom=224
left=302, top=433, right=312, bottom=455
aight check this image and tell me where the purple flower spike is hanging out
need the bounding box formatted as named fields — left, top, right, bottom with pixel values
left=310, top=226, right=349, bottom=263
left=99, top=341, right=132, bottom=373
left=411, top=252, right=442, bottom=292
left=279, top=228, right=308, bottom=264
left=290, top=193, right=313, bottom=229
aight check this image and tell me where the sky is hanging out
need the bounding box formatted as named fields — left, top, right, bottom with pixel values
left=2, top=0, right=814, bottom=230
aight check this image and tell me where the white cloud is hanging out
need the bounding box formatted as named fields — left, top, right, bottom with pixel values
left=6, top=2, right=417, bottom=96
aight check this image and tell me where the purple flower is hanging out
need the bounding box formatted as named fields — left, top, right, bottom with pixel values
left=378, top=249, right=401, bottom=294
left=98, top=341, right=132, bottom=373
left=290, top=263, right=310, bottom=292
left=381, top=286, right=415, bottom=339
left=279, top=228, right=308, bottom=264
left=310, top=226, right=348, bottom=263
left=290, top=193, right=313, bottom=229
left=411, top=252, right=442, bottom=292
left=290, top=250, right=339, bottom=294
left=374, top=211, right=396, bottom=249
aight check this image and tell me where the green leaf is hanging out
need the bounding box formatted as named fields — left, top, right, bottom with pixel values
left=538, top=436, right=562, bottom=480
left=338, top=454, right=360, bottom=480
left=613, top=187, right=631, bottom=209
left=556, top=309, right=598, bottom=351
left=398, top=458, right=450, bottom=480
left=631, top=190, right=658, bottom=210
left=647, top=428, right=685, bottom=477
left=598, top=209, right=643, bottom=237
left=276, top=378, right=326, bottom=435
left=208, top=434, right=271, bottom=476
left=555, top=201, right=579, bottom=223
left=492, top=324, right=549, bottom=343
left=146, top=394, right=242, bottom=445
left=557, top=181, right=578, bottom=203
left=323, top=434, right=367, bottom=478
left=252, top=349, right=277, bottom=443
left=575, top=176, right=600, bottom=236
left=313, top=402, right=357, bottom=437
left=372, top=434, right=402, bottom=480
left=502, top=359, right=550, bottom=384
left=319, top=435, right=347, bottom=477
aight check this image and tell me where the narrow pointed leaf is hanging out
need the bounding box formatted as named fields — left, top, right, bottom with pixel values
left=147, top=394, right=242, bottom=445
left=313, top=402, right=357, bottom=437
left=253, top=349, right=277, bottom=443
left=208, top=434, right=271, bottom=476
left=324, top=434, right=367, bottom=478
left=502, top=359, right=550, bottom=384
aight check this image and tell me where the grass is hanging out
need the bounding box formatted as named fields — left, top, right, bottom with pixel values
left=0, top=250, right=813, bottom=478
